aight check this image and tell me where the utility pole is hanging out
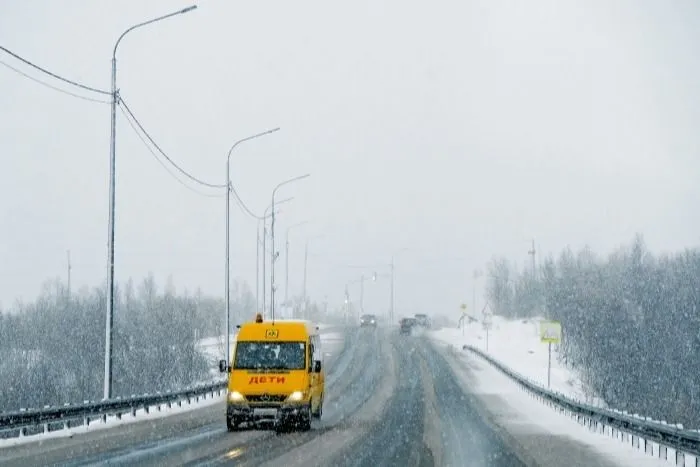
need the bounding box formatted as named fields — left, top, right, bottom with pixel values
left=270, top=174, right=310, bottom=321
left=256, top=221, right=260, bottom=314
left=302, top=240, right=308, bottom=319
left=528, top=239, right=536, bottom=276
left=224, top=127, right=280, bottom=366
left=270, top=206, right=277, bottom=321
left=224, top=176, right=231, bottom=366
left=262, top=222, right=267, bottom=318
left=104, top=5, right=198, bottom=401
left=285, top=236, right=290, bottom=310
left=66, top=250, right=72, bottom=299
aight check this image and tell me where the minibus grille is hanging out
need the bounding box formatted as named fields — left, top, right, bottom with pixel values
left=246, top=394, right=287, bottom=403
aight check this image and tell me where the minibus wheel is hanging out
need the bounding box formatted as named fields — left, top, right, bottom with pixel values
left=299, top=406, right=312, bottom=431
left=312, top=396, right=323, bottom=419
left=226, top=417, right=242, bottom=432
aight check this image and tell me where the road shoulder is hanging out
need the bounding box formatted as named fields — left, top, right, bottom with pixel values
left=432, top=340, right=665, bottom=467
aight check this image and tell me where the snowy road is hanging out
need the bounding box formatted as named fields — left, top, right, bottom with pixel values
left=0, top=327, right=639, bottom=466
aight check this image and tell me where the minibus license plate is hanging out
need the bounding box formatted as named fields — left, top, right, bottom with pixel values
left=254, top=408, right=278, bottom=418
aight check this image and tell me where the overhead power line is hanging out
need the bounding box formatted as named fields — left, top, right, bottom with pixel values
left=0, top=59, right=110, bottom=104
left=0, top=45, right=110, bottom=95
left=118, top=104, right=224, bottom=198
left=230, top=183, right=265, bottom=220
left=0, top=45, right=229, bottom=197
left=118, top=95, right=226, bottom=189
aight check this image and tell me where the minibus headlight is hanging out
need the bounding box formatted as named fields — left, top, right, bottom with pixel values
left=287, top=391, right=304, bottom=402
left=228, top=391, right=245, bottom=402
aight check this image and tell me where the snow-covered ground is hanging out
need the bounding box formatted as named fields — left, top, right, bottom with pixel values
left=429, top=317, right=698, bottom=467
left=0, top=323, right=343, bottom=449
left=431, top=315, right=604, bottom=405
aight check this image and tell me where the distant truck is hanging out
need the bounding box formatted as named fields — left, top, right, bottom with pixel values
left=414, top=314, right=431, bottom=328
left=399, top=317, right=416, bottom=335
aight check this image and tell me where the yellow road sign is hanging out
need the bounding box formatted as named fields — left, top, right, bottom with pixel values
left=539, top=320, right=561, bottom=344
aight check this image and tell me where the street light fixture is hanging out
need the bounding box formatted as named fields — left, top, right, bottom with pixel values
left=270, top=174, right=311, bottom=320
left=224, top=127, right=280, bottom=368
left=104, top=4, right=197, bottom=401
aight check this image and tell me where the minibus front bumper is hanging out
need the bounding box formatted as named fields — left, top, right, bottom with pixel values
left=227, top=401, right=310, bottom=424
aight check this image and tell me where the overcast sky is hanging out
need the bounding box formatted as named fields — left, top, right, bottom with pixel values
left=1, top=0, right=699, bottom=316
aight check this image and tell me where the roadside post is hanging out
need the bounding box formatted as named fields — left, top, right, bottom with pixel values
left=539, top=320, right=562, bottom=388
left=482, top=311, right=493, bottom=352
left=459, top=303, right=467, bottom=336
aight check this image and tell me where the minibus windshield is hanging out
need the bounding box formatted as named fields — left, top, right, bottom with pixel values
left=233, top=341, right=306, bottom=370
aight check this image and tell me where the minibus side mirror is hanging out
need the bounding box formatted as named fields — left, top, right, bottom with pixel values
left=313, top=360, right=322, bottom=373
left=218, top=359, right=229, bottom=373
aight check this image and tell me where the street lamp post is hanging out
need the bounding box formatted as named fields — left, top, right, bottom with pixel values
left=270, top=174, right=310, bottom=320
left=224, top=128, right=280, bottom=368
left=258, top=198, right=293, bottom=317
left=389, top=248, right=410, bottom=324
left=301, top=239, right=309, bottom=319
left=104, top=4, right=197, bottom=401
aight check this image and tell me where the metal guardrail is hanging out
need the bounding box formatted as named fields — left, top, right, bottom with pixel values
left=463, top=345, right=700, bottom=467
left=0, top=326, right=344, bottom=441
left=0, top=380, right=227, bottom=439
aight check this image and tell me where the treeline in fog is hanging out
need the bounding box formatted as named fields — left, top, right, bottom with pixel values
left=0, top=274, right=253, bottom=413
left=485, top=234, right=700, bottom=428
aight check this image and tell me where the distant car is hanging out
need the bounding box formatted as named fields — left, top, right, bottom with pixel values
left=360, top=314, right=377, bottom=327
left=414, top=314, right=431, bottom=328
left=399, top=317, right=417, bottom=335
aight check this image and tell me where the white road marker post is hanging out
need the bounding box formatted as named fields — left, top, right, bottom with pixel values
left=483, top=311, right=493, bottom=352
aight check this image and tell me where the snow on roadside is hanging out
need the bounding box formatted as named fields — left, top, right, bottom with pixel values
left=430, top=316, right=605, bottom=406
left=0, top=391, right=224, bottom=449
left=428, top=317, right=697, bottom=467
left=433, top=340, right=694, bottom=467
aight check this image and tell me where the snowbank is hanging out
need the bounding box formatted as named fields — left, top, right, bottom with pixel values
left=430, top=316, right=604, bottom=406
left=430, top=317, right=697, bottom=466
left=438, top=343, right=683, bottom=467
